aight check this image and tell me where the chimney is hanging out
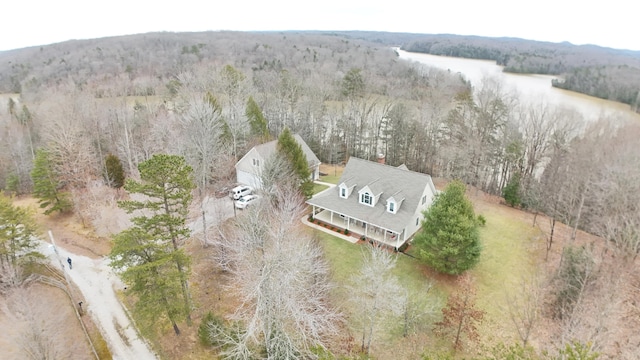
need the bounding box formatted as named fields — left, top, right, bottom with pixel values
left=376, top=153, right=385, bottom=165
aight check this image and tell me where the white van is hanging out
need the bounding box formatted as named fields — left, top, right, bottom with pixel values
left=229, top=185, right=253, bottom=200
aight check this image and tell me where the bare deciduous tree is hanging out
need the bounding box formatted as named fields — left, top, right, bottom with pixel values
left=349, top=244, right=403, bottom=355
left=213, top=184, right=340, bottom=358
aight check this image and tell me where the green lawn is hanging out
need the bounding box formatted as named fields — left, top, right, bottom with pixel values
left=315, top=202, right=541, bottom=356
left=312, top=183, right=330, bottom=195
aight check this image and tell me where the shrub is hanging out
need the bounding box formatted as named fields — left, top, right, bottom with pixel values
left=198, top=312, right=218, bottom=346
left=344, top=229, right=350, bottom=235
left=477, top=214, right=486, bottom=227
left=308, top=215, right=314, bottom=222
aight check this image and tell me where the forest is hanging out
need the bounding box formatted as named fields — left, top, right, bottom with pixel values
left=1, top=30, right=639, bottom=359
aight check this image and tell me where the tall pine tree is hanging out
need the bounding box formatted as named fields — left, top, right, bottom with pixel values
left=414, top=180, right=481, bottom=275
left=115, top=154, right=195, bottom=330
left=246, top=96, right=270, bottom=142
left=277, top=128, right=313, bottom=198
left=30, top=148, right=72, bottom=215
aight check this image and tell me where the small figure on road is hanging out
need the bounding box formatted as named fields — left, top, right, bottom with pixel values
left=67, top=257, right=72, bottom=269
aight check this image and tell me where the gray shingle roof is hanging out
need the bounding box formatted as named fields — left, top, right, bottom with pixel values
left=307, top=157, right=434, bottom=233
left=253, top=134, right=320, bottom=166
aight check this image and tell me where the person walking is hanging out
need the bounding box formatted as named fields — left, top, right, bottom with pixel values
left=67, top=257, right=72, bottom=269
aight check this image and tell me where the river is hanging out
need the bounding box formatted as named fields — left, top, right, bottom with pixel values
left=397, top=49, right=640, bottom=124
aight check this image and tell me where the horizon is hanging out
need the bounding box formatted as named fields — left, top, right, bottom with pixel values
left=2, top=0, right=638, bottom=52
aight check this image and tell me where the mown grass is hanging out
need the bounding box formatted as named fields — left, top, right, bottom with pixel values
left=312, top=183, right=330, bottom=195
left=470, top=207, right=541, bottom=345
left=315, top=201, right=540, bottom=357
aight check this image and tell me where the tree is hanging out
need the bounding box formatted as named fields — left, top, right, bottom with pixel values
left=117, top=154, right=195, bottom=326
left=210, top=185, right=340, bottom=358
left=350, top=244, right=403, bottom=355
left=503, top=172, right=522, bottom=207
left=414, top=180, right=481, bottom=274
left=277, top=128, right=313, bottom=198
left=245, top=96, right=270, bottom=142
left=0, top=192, right=41, bottom=286
left=436, top=273, right=485, bottom=351
left=30, top=148, right=72, bottom=215
left=109, top=227, right=190, bottom=335
left=104, top=154, right=125, bottom=189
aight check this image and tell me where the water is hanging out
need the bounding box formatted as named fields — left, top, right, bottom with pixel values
left=397, top=49, right=640, bottom=124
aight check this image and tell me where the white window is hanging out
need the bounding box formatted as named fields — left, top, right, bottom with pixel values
left=416, top=218, right=419, bottom=225
left=388, top=201, right=395, bottom=213
left=340, top=187, right=346, bottom=198
left=421, top=195, right=426, bottom=205
left=252, top=158, right=260, bottom=167
left=361, top=192, right=372, bottom=205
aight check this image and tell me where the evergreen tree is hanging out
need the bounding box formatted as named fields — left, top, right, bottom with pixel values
left=414, top=180, right=481, bottom=275
left=116, top=154, right=195, bottom=328
left=105, top=154, right=125, bottom=189
left=109, top=227, right=190, bottom=335
left=277, top=128, right=313, bottom=198
left=245, top=96, right=270, bottom=142
left=0, top=191, right=42, bottom=274
left=30, top=148, right=72, bottom=215
left=503, top=173, right=521, bottom=207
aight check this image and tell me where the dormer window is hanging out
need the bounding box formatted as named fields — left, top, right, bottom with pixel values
left=360, top=192, right=373, bottom=206
left=340, top=187, right=346, bottom=198
left=388, top=201, right=395, bottom=213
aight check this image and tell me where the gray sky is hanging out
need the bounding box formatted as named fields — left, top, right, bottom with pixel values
left=2, top=0, right=638, bottom=51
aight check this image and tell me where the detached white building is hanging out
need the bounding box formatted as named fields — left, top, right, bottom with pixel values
left=235, top=134, right=321, bottom=188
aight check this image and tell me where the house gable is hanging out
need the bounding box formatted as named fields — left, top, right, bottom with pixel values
left=236, top=133, right=321, bottom=186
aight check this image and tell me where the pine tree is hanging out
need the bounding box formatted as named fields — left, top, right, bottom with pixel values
left=0, top=191, right=42, bottom=273
left=30, top=148, right=72, bottom=215
left=414, top=180, right=481, bottom=275
left=109, top=227, right=190, bottom=335
left=246, top=96, right=270, bottom=142
left=105, top=154, right=125, bottom=189
left=503, top=172, right=521, bottom=207
left=277, top=128, right=313, bottom=198
left=116, top=154, right=195, bottom=329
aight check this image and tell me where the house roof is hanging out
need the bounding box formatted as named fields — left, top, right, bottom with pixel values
left=249, top=134, right=320, bottom=167
left=307, top=157, right=435, bottom=233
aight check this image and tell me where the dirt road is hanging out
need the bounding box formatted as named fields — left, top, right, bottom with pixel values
left=40, top=240, right=157, bottom=360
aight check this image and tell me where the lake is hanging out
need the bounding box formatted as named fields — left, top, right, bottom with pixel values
left=397, top=49, right=640, bottom=124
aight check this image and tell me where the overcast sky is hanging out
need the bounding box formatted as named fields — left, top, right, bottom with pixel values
left=2, top=0, right=638, bottom=51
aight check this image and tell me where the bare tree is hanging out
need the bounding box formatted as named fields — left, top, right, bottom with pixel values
left=504, top=272, right=543, bottom=347
left=212, top=184, right=340, bottom=358
left=349, top=244, right=403, bottom=355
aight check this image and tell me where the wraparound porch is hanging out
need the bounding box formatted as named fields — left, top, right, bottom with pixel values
left=310, top=206, right=406, bottom=249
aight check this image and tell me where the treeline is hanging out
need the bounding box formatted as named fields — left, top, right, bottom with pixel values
left=402, top=34, right=640, bottom=110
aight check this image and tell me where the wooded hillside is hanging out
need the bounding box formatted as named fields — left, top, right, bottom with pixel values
left=402, top=34, right=640, bottom=110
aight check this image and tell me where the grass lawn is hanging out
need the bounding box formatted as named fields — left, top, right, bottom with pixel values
left=315, top=199, right=541, bottom=357
left=470, top=206, right=541, bottom=345
left=319, top=164, right=344, bottom=184
left=312, top=183, right=330, bottom=195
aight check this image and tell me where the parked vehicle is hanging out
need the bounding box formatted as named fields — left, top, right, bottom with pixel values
left=229, top=185, right=252, bottom=200
left=234, top=194, right=260, bottom=209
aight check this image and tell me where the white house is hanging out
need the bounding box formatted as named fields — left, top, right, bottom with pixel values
left=235, top=134, right=321, bottom=188
left=306, top=157, right=437, bottom=250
